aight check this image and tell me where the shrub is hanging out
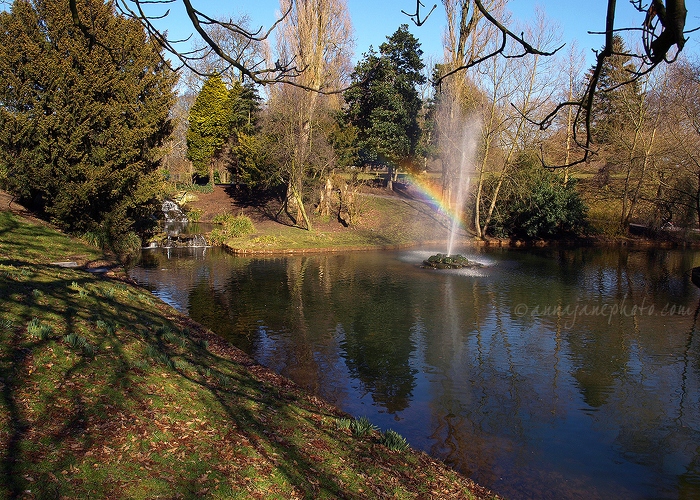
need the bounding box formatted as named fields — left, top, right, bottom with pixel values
left=485, top=154, right=589, bottom=239
left=210, top=213, right=255, bottom=244
left=186, top=207, right=203, bottom=222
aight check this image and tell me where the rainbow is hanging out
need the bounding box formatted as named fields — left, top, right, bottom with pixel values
left=402, top=174, right=468, bottom=231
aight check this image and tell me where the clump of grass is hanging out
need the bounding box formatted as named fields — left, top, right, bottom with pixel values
left=32, top=288, right=43, bottom=299
left=27, top=318, right=52, bottom=340
left=1, top=319, right=13, bottom=331
left=129, top=359, right=150, bottom=371
left=165, top=331, right=187, bottom=348
left=102, top=287, right=115, bottom=300
left=63, top=332, right=87, bottom=348
left=62, top=332, right=96, bottom=356
left=145, top=345, right=176, bottom=369
left=380, top=429, right=410, bottom=452
left=215, top=371, right=233, bottom=387
left=82, top=229, right=109, bottom=249
left=350, top=416, right=378, bottom=437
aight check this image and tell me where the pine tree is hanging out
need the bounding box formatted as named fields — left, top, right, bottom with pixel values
left=0, top=0, right=176, bottom=239
left=227, top=81, right=265, bottom=186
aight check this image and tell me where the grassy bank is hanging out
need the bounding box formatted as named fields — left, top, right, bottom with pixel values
left=204, top=192, right=462, bottom=253
left=0, top=208, right=499, bottom=498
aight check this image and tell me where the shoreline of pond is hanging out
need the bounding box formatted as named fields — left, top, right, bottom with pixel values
left=220, top=232, right=700, bottom=255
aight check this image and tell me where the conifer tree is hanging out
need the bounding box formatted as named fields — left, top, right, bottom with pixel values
left=227, top=81, right=265, bottom=186
left=590, top=35, right=641, bottom=145
left=0, top=0, right=175, bottom=240
left=186, top=74, right=232, bottom=181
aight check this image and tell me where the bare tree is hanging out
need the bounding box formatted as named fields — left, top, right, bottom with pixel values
left=654, top=59, right=700, bottom=227
left=617, top=67, right=665, bottom=228
left=266, top=0, right=353, bottom=230
left=413, top=0, right=692, bottom=168
left=185, top=14, right=268, bottom=89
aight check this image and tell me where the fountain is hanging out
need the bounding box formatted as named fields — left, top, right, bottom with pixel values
left=425, top=99, right=480, bottom=268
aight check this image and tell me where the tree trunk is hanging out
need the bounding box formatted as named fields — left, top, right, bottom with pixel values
left=290, top=182, right=312, bottom=231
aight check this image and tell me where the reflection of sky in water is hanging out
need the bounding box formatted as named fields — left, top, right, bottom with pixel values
left=130, top=246, right=700, bottom=500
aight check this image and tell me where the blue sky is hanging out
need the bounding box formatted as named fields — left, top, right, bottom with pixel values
left=149, top=0, right=698, bottom=68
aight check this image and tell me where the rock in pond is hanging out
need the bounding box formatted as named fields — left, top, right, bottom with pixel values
left=422, top=253, right=482, bottom=269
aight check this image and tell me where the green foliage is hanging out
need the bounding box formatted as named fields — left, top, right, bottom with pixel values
left=335, top=417, right=353, bottom=430
left=0, top=0, right=175, bottom=240
left=344, top=25, right=426, bottom=170
left=186, top=74, right=231, bottom=179
left=350, top=416, right=378, bottom=437
left=176, top=182, right=214, bottom=194
left=210, top=213, right=255, bottom=244
left=27, top=318, right=52, bottom=340
left=82, top=226, right=141, bottom=260
left=229, top=132, right=268, bottom=186
left=486, top=155, right=589, bottom=239
left=187, top=77, right=262, bottom=183
left=589, top=35, right=641, bottom=145
left=185, top=207, right=203, bottom=222
left=380, top=429, right=410, bottom=452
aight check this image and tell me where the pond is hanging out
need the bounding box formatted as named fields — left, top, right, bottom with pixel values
left=129, top=245, right=700, bottom=500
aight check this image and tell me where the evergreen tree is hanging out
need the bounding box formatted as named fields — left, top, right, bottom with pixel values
left=186, top=74, right=232, bottom=180
left=0, top=0, right=175, bottom=241
left=227, top=81, right=266, bottom=186
left=590, top=35, right=640, bottom=145
left=343, top=25, right=426, bottom=182
left=186, top=77, right=263, bottom=184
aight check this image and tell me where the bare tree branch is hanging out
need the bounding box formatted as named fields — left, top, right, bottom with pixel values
left=402, top=0, right=437, bottom=26
left=432, top=0, right=564, bottom=86
left=523, top=0, right=691, bottom=169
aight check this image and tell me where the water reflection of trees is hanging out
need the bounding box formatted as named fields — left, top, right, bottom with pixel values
left=133, top=247, right=700, bottom=499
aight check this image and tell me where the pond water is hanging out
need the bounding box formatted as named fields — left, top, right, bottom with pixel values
left=129, top=246, right=700, bottom=500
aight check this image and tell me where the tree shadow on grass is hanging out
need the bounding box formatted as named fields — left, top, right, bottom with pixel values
left=0, top=259, right=374, bottom=498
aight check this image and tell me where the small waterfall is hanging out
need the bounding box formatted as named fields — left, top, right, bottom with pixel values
left=160, top=232, right=209, bottom=248
left=145, top=200, right=209, bottom=248
left=162, top=199, right=188, bottom=222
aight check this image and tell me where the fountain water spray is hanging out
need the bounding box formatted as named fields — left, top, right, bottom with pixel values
left=421, top=105, right=480, bottom=270
left=443, top=108, right=479, bottom=256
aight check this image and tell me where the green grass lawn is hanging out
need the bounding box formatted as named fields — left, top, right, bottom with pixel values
left=224, top=195, right=461, bottom=253
left=0, top=209, right=496, bottom=499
